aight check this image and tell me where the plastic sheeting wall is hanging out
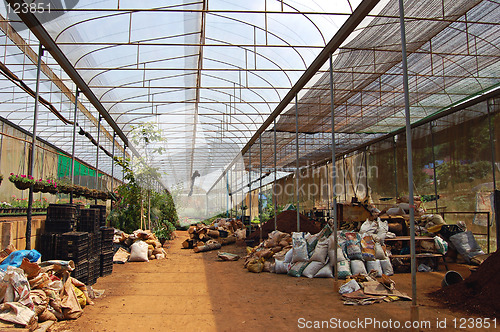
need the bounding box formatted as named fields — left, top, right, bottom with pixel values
left=241, top=95, right=500, bottom=250
left=0, top=119, right=121, bottom=203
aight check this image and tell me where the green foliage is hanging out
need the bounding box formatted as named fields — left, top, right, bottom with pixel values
left=436, top=160, right=491, bottom=189
left=107, top=158, right=178, bottom=233
left=258, top=193, right=284, bottom=224
left=153, top=220, right=176, bottom=240
left=150, top=190, right=179, bottom=226
left=107, top=180, right=143, bottom=233
left=202, top=211, right=228, bottom=225
left=130, top=122, right=166, bottom=156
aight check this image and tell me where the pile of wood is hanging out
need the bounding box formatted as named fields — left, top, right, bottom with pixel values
left=182, top=218, right=245, bottom=253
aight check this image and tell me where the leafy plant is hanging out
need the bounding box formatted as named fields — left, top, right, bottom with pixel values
left=9, top=173, right=35, bottom=185
left=153, top=220, right=176, bottom=241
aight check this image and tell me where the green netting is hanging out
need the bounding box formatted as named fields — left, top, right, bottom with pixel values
left=57, top=154, right=99, bottom=179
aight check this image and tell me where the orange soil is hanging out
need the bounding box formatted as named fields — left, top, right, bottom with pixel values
left=51, top=231, right=484, bottom=332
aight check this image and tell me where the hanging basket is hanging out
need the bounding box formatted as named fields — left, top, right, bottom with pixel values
left=14, top=181, right=32, bottom=190
left=58, top=184, right=73, bottom=194
left=33, top=181, right=44, bottom=193
left=47, top=187, right=58, bottom=194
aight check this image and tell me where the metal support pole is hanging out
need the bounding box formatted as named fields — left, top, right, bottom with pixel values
left=95, top=115, right=102, bottom=204
left=248, top=149, right=252, bottom=231
left=0, top=123, right=4, bottom=168
left=206, top=193, right=209, bottom=217
left=259, top=136, right=263, bottom=242
left=26, top=44, right=43, bottom=250
left=343, top=156, right=347, bottom=201
left=393, top=135, right=399, bottom=199
left=226, top=173, right=229, bottom=218
left=430, top=122, right=439, bottom=212
left=330, top=53, right=338, bottom=282
left=70, top=88, right=79, bottom=204
left=364, top=146, right=369, bottom=196
left=122, top=146, right=126, bottom=180
left=487, top=100, right=498, bottom=251
left=295, top=94, right=300, bottom=232
left=398, top=0, right=418, bottom=314
left=229, top=169, right=232, bottom=218
left=273, top=119, right=277, bottom=231
left=326, top=161, right=330, bottom=212
left=111, top=133, right=116, bottom=190
left=487, top=100, right=497, bottom=192
left=110, top=132, right=116, bottom=212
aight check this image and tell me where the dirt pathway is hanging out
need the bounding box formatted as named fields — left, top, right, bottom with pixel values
left=52, top=231, right=483, bottom=332
left=53, top=233, right=218, bottom=331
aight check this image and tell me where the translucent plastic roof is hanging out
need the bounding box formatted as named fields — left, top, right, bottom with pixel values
left=0, top=0, right=498, bottom=201
left=0, top=0, right=362, bottom=191
left=245, top=0, right=500, bottom=172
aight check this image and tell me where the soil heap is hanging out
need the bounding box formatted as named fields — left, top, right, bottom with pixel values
left=247, top=210, right=320, bottom=243
left=430, top=250, right=500, bottom=318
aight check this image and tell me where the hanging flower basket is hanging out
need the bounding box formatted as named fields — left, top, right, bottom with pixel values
left=89, top=189, right=99, bottom=199
left=33, top=180, right=45, bottom=193
left=43, top=179, right=58, bottom=194
left=97, top=191, right=108, bottom=200
left=72, top=185, right=84, bottom=197
left=82, top=187, right=92, bottom=198
left=58, top=183, right=73, bottom=194
left=9, top=173, right=35, bottom=190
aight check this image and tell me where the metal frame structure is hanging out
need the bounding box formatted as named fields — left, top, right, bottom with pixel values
left=0, top=0, right=497, bottom=312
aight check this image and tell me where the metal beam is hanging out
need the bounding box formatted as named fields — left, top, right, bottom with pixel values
left=239, top=0, right=380, bottom=157
left=206, top=0, right=380, bottom=193
left=6, top=0, right=136, bottom=156
left=0, top=14, right=127, bottom=156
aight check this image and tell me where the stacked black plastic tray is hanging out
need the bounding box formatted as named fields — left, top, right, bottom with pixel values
left=100, top=250, right=113, bottom=277
left=88, top=232, right=102, bottom=258
left=60, top=232, right=90, bottom=284
left=90, top=204, right=107, bottom=227
left=77, top=208, right=100, bottom=233
left=44, top=204, right=77, bottom=233
left=88, top=257, right=100, bottom=285
left=100, top=227, right=114, bottom=277
left=39, top=233, right=61, bottom=261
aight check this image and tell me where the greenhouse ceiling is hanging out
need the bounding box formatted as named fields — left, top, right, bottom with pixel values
left=242, top=0, right=500, bottom=174
left=0, top=0, right=498, bottom=195
left=0, top=0, right=364, bottom=191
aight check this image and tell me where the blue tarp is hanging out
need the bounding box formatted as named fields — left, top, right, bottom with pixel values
left=0, top=250, right=41, bottom=271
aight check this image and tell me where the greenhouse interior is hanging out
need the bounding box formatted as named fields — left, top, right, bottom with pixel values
left=0, top=0, right=498, bottom=330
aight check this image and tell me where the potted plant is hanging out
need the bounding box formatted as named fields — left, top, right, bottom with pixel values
left=9, top=173, right=35, bottom=190
left=153, top=221, right=176, bottom=246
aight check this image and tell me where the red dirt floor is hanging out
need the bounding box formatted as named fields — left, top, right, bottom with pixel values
left=51, top=231, right=495, bottom=332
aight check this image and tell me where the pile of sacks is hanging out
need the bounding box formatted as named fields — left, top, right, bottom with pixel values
left=381, top=196, right=426, bottom=217
left=113, top=229, right=167, bottom=263
left=0, top=244, right=94, bottom=329
left=336, top=220, right=394, bottom=278
left=182, top=218, right=245, bottom=253
left=244, top=218, right=395, bottom=279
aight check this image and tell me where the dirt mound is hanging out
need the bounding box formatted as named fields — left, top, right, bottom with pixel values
left=247, top=210, right=320, bottom=243
left=430, top=251, right=500, bottom=318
